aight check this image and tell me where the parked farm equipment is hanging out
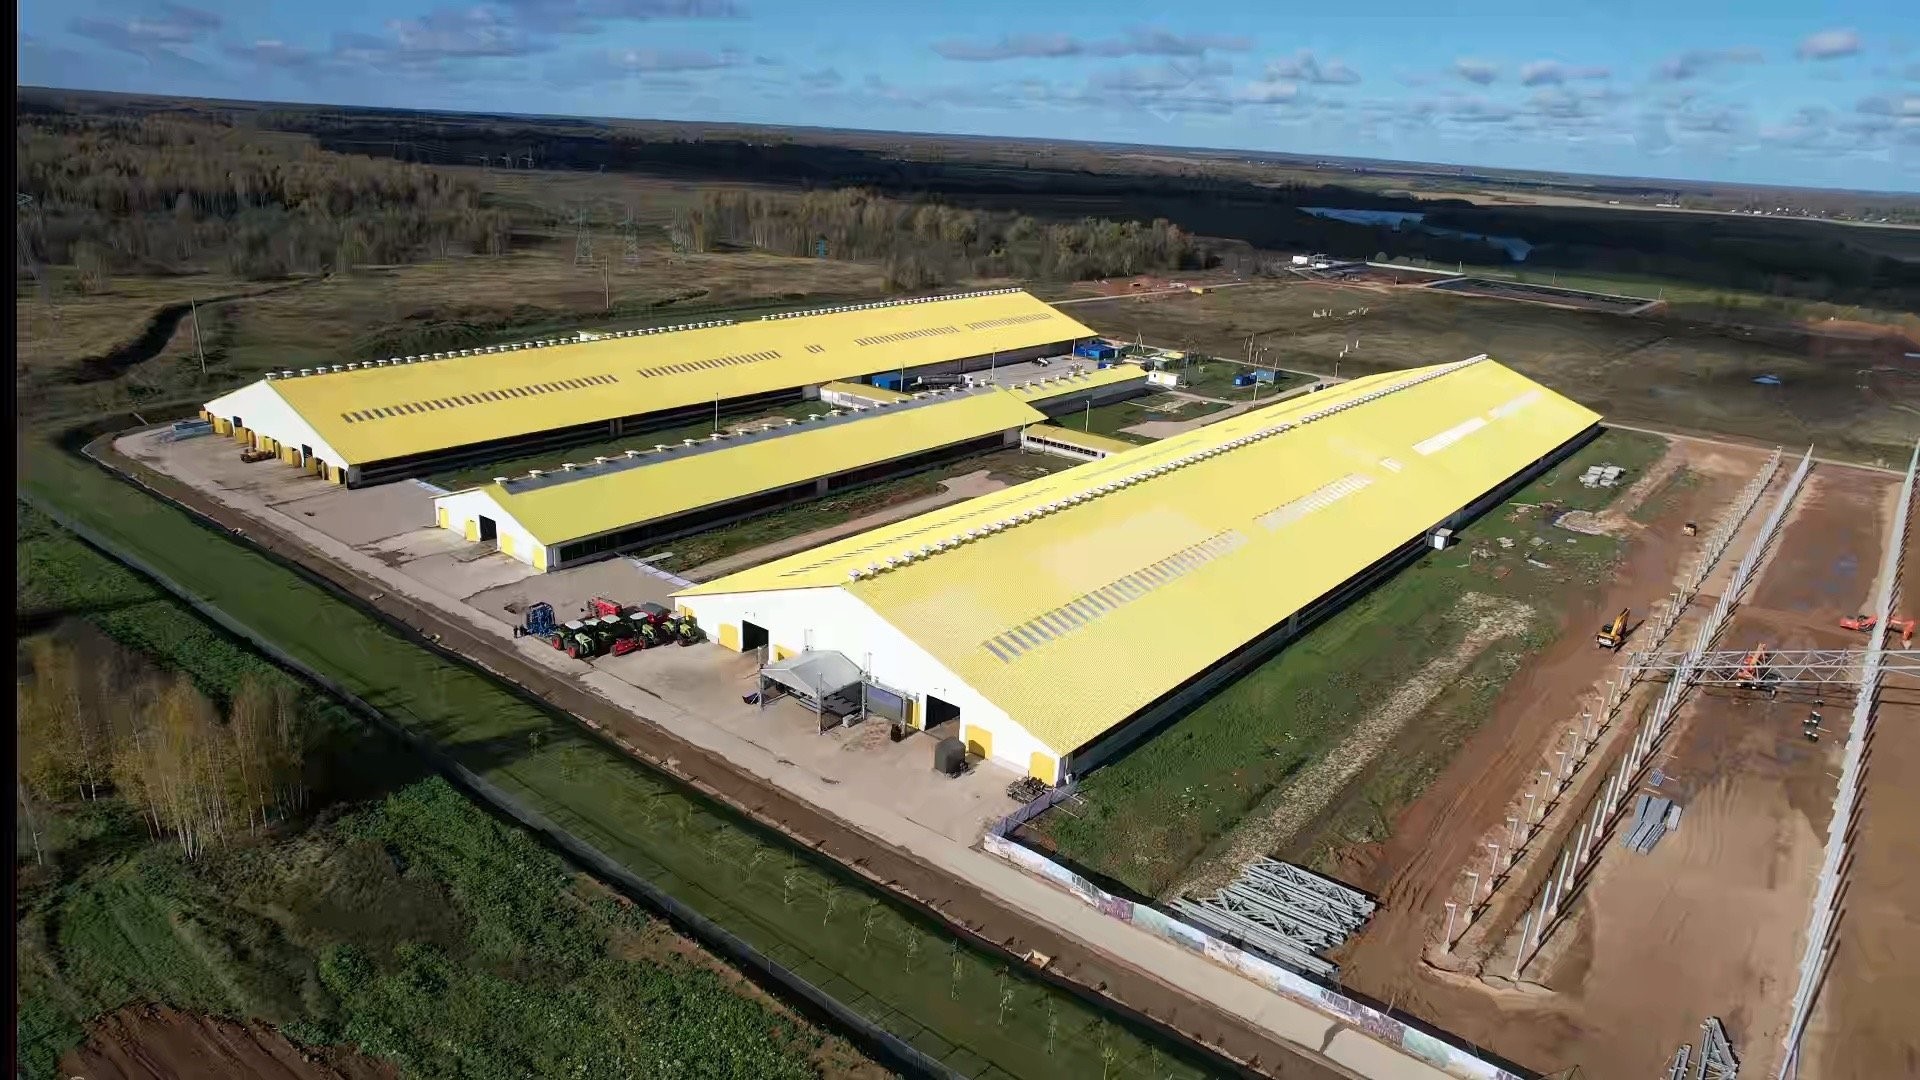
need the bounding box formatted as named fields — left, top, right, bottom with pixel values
left=513, top=602, right=557, bottom=639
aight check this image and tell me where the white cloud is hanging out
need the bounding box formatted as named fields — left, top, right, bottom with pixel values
left=1656, top=47, right=1763, bottom=81
left=1519, top=59, right=1610, bottom=86
left=1453, top=58, right=1498, bottom=85
left=1796, top=28, right=1861, bottom=61
left=934, top=27, right=1251, bottom=62
left=1266, top=50, right=1360, bottom=86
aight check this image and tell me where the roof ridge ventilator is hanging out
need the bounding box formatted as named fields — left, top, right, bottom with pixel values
left=850, top=357, right=1488, bottom=580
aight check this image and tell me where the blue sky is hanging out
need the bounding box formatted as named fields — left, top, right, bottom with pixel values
left=18, top=0, right=1920, bottom=192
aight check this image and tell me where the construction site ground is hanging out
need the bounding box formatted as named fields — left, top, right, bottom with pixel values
left=1799, top=486, right=1920, bottom=1080
left=59, top=1004, right=398, bottom=1080
left=1335, top=459, right=1899, bottom=1079
left=110, top=429, right=1404, bottom=1080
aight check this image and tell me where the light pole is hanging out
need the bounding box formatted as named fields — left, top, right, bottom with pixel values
left=712, top=393, right=719, bottom=435
left=1083, top=396, right=1093, bottom=432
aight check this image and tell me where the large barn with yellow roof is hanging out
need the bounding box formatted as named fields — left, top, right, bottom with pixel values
left=198, top=289, right=1100, bottom=487
left=674, top=356, right=1601, bottom=784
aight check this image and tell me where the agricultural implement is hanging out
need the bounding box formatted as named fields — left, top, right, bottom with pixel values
left=513, top=602, right=557, bottom=639
left=240, top=447, right=277, bottom=463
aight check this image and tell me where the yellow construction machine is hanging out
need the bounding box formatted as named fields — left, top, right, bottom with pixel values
left=1596, top=608, right=1630, bottom=650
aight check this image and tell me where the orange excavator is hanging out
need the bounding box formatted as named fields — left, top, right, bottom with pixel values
left=1840, top=614, right=1917, bottom=647
left=1596, top=608, right=1630, bottom=650
left=1735, top=644, right=1771, bottom=689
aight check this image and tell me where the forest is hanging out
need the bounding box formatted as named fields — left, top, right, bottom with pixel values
left=17, top=635, right=311, bottom=862
left=15, top=115, right=516, bottom=282
left=673, top=188, right=1201, bottom=288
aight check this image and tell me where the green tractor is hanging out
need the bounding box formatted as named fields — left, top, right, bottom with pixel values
left=629, top=613, right=671, bottom=649
left=549, top=619, right=598, bottom=659
left=670, top=612, right=705, bottom=646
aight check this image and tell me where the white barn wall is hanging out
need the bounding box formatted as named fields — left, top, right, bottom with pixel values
left=432, top=488, right=549, bottom=569
left=202, top=383, right=350, bottom=476
left=680, top=586, right=1059, bottom=780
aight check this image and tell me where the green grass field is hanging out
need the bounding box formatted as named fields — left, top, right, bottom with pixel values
left=654, top=448, right=1070, bottom=574
left=17, top=435, right=1213, bottom=1080
left=1087, top=282, right=1917, bottom=467
left=1065, top=394, right=1228, bottom=443
left=1168, top=359, right=1311, bottom=401
left=17, top=513, right=866, bottom=1080
left=1034, top=428, right=1668, bottom=898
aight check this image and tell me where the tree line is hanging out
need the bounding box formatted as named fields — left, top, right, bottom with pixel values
left=15, top=115, right=515, bottom=285
left=671, top=187, right=1202, bottom=288
left=18, top=637, right=310, bottom=860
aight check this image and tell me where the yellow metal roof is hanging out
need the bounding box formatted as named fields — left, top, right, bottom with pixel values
left=263, top=291, right=1092, bottom=466
left=474, top=389, right=1045, bottom=546
left=821, top=381, right=909, bottom=403
left=681, top=358, right=1600, bottom=755
left=1004, top=363, right=1146, bottom=404
left=1024, top=424, right=1139, bottom=455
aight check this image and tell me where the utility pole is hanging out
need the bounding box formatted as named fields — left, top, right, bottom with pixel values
left=190, top=298, right=207, bottom=376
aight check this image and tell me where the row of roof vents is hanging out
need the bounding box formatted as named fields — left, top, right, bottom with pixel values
left=843, top=356, right=1488, bottom=582
left=261, top=319, right=739, bottom=380
left=491, top=382, right=997, bottom=486
left=761, top=287, right=1024, bottom=322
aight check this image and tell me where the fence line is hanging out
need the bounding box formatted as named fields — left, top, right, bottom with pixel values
left=23, top=490, right=958, bottom=1080
left=1508, top=447, right=1812, bottom=971
left=1777, top=438, right=1919, bottom=1078
left=981, top=834, right=1528, bottom=1080
left=1446, top=447, right=1783, bottom=952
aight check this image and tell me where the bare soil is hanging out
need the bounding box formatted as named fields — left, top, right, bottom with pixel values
left=1327, top=437, right=1794, bottom=1077
left=1800, top=477, right=1920, bottom=1080
left=1179, top=594, right=1533, bottom=898
left=58, top=1005, right=397, bottom=1080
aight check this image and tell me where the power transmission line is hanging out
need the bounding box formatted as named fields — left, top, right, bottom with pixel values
left=573, top=207, right=594, bottom=267
left=621, top=208, right=640, bottom=267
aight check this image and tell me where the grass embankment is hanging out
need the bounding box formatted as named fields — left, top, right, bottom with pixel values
left=1170, top=359, right=1311, bottom=401
left=1067, top=394, right=1228, bottom=444
left=1036, top=429, right=1668, bottom=898
left=17, top=439, right=1210, bottom=1080
left=16, top=510, right=868, bottom=1080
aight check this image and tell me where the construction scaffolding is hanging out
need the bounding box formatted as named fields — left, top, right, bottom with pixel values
left=1173, top=858, right=1376, bottom=981
left=1626, top=648, right=1920, bottom=688
left=1511, top=447, right=1813, bottom=973
left=1777, top=438, right=1919, bottom=1078
left=1445, top=448, right=1785, bottom=956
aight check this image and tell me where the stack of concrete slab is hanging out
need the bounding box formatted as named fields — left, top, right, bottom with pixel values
left=1579, top=463, right=1627, bottom=488
left=1621, top=792, right=1679, bottom=854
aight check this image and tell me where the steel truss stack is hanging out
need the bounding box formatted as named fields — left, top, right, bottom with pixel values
left=1174, top=858, right=1377, bottom=980
left=1777, top=439, right=1919, bottom=1078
